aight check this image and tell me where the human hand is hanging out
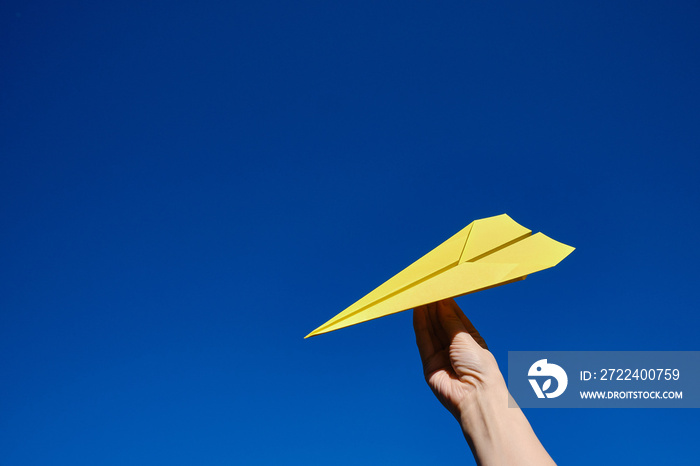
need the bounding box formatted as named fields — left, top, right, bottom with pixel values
left=413, top=298, right=505, bottom=420
left=413, top=298, right=556, bottom=465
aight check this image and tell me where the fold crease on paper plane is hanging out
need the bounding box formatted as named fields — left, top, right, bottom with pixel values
left=305, top=214, right=574, bottom=338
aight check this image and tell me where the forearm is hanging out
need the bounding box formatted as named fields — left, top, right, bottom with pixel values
left=458, top=384, right=556, bottom=466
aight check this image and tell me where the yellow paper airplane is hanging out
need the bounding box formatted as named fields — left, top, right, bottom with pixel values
left=305, top=214, right=574, bottom=338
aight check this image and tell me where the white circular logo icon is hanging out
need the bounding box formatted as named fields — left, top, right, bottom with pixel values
left=528, top=359, right=568, bottom=398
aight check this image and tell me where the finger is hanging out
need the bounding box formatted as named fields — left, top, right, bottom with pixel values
left=447, top=299, right=488, bottom=350
left=437, top=300, right=484, bottom=353
left=413, top=305, right=435, bottom=363
left=436, top=299, right=468, bottom=341
left=426, top=301, right=448, bottom=350
left=423, top=351, right=453, bottom=380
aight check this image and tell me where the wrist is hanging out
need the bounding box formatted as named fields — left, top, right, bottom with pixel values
left=457, top=380, right=556, bottom=466
left=455, top=359, right=511, bottom=430
left=457, top=378, right=510, bottom=445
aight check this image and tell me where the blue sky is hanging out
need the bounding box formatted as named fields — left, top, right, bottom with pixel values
left=1, top=1, right=699, bottom=464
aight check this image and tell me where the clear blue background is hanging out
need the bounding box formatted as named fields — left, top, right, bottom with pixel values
left=2, top=1, right=699, bottom=464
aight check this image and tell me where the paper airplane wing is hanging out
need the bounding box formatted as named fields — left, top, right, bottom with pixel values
left=305, top=214, right=574, bottom=338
